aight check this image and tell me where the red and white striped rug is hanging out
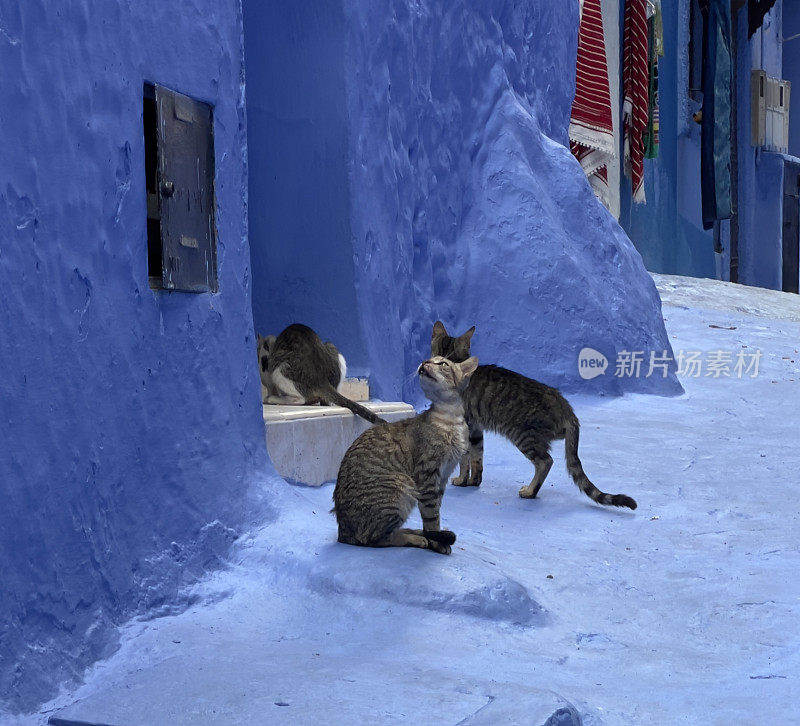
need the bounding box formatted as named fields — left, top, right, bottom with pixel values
left=569, top=0, right=615, bottom=209
left=623, top=0, right=649, bottom=204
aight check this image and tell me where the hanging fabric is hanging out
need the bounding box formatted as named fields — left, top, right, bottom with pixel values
left=643, top=1, right=664, bottom=159
left=569, top=0, right=615, bottom=209
left=623, top=0, right=649, bottom=204
left=700, top=0, right=733, bottom=230
left=747, top=0, right=778, bottom=38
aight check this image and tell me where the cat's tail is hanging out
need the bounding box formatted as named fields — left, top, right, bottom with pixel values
left=564, top=418, right=637, bottom=510
left=320, top=386, right=387, bottom=426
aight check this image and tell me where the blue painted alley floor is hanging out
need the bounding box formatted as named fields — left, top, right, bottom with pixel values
left=25, top=275, right=800, bottom=725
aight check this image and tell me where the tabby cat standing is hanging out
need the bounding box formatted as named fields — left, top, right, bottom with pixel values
left=431, top=321, right=636, bottom=510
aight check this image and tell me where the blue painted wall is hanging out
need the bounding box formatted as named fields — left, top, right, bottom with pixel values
left=243, top=1, right=370, bottom=376
left=781, top=0, right=800, bottom=156
left=245, top=0, right=680, bottom=402
left=619, top=0, right=791, bottom=290
left=345, top=0, right=680, bottom=400
left=618, top=0, right=718, bottom=279
left=735, top=1, right=785, bottom=289
left=0, top=0, right=268, bottom=714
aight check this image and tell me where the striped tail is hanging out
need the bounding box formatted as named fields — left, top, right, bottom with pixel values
left=323, top=387, right=387, bottom=426
left=564, top=418, right=637, bottom=510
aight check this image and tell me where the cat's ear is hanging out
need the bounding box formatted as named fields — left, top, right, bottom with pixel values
left=432, top=320, right=448, bottom=340
left=459, top=356, right=479, bottom=379
left=460, top=325, right=476, bottom=342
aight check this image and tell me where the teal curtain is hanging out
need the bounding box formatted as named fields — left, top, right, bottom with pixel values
left=700, top=0, right=733, bottom=230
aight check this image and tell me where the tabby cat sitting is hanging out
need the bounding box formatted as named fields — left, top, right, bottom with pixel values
left=333, top=355, right=479, bottom=554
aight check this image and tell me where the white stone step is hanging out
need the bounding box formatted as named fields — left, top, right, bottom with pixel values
left=263, top=401, right=415, bottom=486
left=338, top=376, right=369, bottom=401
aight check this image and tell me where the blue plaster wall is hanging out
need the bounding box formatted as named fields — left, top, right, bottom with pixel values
left=618, top=0, right=718, bottom=279
left=736, top=1, right=785, bottom=289
left=618, top=0, right=790, bottom=291
left=0, top=0, right=269, bottom=714
left=781, top=0, right=800, bottom=156
left=243, top=1, right=370, bottom=376
left=342, top=0, right=680, bottom=401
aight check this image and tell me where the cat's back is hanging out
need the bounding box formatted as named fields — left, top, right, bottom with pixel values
left=469, top=364, right=560, bottom=397
left=465, top=364, right=574, bottom=428
left=271, top=324, right=340, bottom=388
left=336, top=407, right=462, bottom=479
left=272, top=324, right=321, bottom=359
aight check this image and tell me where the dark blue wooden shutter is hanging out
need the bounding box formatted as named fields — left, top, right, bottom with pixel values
left=155, top=85, right=218, bottom=292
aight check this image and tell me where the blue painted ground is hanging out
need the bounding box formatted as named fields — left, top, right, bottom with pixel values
left=21, top=276, right=800, bottom=725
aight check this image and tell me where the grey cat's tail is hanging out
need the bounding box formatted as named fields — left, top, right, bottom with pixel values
left=564, top=418, right=637, bottom=510
left=320, top=387, right=386, bottom=426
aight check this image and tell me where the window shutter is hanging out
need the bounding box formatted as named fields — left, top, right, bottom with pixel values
left=155, top=85, right=218, bottom=293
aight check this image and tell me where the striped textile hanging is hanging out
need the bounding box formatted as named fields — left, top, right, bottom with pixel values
left=623, top=0, right=649, bottom=204
left=569, top=0, right=615, bottom=209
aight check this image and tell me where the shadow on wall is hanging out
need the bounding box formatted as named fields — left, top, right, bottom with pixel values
left=243, top=1, right=370, bottom=378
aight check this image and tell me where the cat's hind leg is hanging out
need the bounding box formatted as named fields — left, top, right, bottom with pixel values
left=513, top=431, right=553, bottom=498
left=451, top=451, right=471, bottom=486
left=269, top=365, right=307, bottom=405
left=519, top=454, right=553, bottom=498
left=341, top=475, right=418, bottom=545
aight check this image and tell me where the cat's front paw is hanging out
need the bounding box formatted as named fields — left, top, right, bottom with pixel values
left=518, top=485, right=537, bottom=499
left=467, top=474, right=482, bottom=487
left=427, top=539, right=452, bottom=555
left=451, top=474, right=468, bottom=486
left=425, top=529, right=456, bottom=546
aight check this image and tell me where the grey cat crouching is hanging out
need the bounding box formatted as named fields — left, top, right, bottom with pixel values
left=257, top=324, right=384, bottom=425
left=431, top=321, right=637, bottom=510
left=333, top=355, right=479, bottom=555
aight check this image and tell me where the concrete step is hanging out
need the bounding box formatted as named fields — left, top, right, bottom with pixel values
left=263, top=401, right=415, bottom=486
left=338, top=376, right=369, bottom=401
